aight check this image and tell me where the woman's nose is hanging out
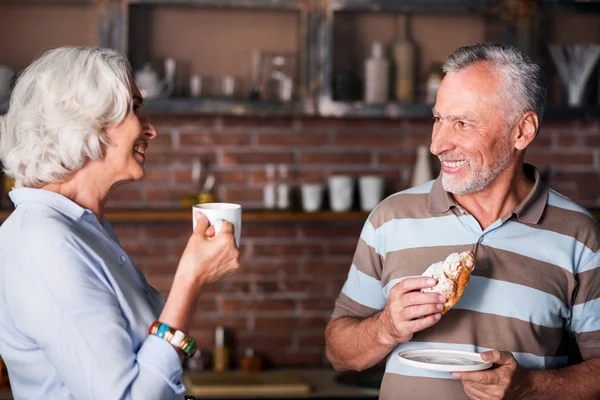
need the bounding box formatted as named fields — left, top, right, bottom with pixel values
left=145, top=123, right=157, bottom=140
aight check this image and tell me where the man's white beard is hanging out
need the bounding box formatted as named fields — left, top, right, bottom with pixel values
left=440, top=139, right=515, bottom=195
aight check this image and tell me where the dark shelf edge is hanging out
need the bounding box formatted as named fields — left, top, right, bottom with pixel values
left=127, top=0, right=305, bottom=9
left=0, top=208, right=369, bottom=223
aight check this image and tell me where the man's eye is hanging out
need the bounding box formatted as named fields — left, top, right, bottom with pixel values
left=433, top=116, right=441, bottom=123
left=458, top=121, right=468, bottom=128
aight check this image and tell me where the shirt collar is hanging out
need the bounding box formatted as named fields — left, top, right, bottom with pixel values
left=9, top=187, right=88, bottom=221
left=427, top=163, right=547, bottom=225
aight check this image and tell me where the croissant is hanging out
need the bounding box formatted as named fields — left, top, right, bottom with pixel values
left=421, top=251, right=476, bottom=315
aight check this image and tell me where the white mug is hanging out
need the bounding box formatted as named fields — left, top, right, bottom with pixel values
left=301, top=183, right=323, bottom=213
left=192, top=203, right=242, bottom=247
left=359, top=175, right=384, bottom=212
left=328, top=175, right=354, bottom=212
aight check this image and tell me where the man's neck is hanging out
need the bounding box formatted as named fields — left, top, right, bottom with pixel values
left=452, top=163, right=535, bottom=231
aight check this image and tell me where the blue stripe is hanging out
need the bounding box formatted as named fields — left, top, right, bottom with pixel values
left=384, top=276, right=568, bottom=329
left=400, top=180, right=435, bottom=195
left=378, top=215, right=476, bottom=255
left=454, top=276, right=569, bottom=328
left=571, top=297, right=600, bottom=333
left=547, top=189, right=595, bottom=219
left=578, top=251, right=600, bottom=274
left=359, top=220, right=377, bottom=248
left=341, top=264, right=386, bottom=310
left=386, top=342, right=568, bottom=378
left=383, top=277, right=417, bottom=299
left=487, top=221, right=592, bottom=274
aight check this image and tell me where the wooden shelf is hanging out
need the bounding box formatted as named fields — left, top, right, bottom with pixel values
left=0, top=208, right=368, bottom=223
left=3, top=208, right=600, bottom=223
left=142, top=98, right=305, bottom=117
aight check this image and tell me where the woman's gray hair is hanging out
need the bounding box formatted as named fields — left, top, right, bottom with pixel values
left=443, top=42, right=546, bottom=128
left=0, top=47, right=133, bottom=188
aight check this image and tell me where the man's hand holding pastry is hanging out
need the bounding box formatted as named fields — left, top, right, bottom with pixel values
left=377, top=277, right=446, bottom=346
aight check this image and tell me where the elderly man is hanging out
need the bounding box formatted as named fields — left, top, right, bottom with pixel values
left=325, top=42, right=600, bottom=400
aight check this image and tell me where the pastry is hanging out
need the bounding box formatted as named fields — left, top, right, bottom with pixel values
left=421, top=251, right=475, bottom=315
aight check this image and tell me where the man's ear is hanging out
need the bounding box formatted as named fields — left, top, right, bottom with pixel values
left=514, top=111, right=538, bottom=151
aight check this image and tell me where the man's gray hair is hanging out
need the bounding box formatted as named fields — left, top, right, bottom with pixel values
left=443, top=43, right=546, bottom=127
left=0, top=47, right=133, bottom=188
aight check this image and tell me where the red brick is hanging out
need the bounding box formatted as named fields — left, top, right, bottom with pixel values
left=202, top=279, right=251, bottom=294
left=335, top=133, right=404, bottom=147
left=150, top=115, right=216, bottom=128
left=110, top=224, right=143, bottom=239
left=257, top=133, right=329, bottom=146
left=300, top=152, right=371, bottom=164
left=378, top=152, right=416, bottom=166
left=298, top=299, right=336, bottom=312
left=525, top=152, right=593, bottom=166
left=253, top=317, right=327, bottom=332
left=179, top=132, right=252, bottom=146
left=299, top=117, right=378, bottom=131
left=195, top=298, right=218, bottom=312
left=243, top=224, right=297, bottom=238
left=300, top=225, right=361, bottom=239
left=297, top=333, right=327, bottom=347
left=221, top=151, right=294, bottom=166
left=149, top=152, right=218, bottom=165
left=191, top=314, right=249, bottom=330
left=141, top=260, right=179, bottom=274
left=222, top=188, right=263, bottom=202
left=143, top=168, right=170, bottom=183
left=242, top=260, right=298, bottom=274
left=145, top=223, right=191, bottom=239
left=329, top=242, right=359, bottom=256
left=295, top=170, right=327, bottom=183
left=236, top=332, right=293, bottom=351
left=121, top=241, right=171, bottom=257
left=253, top=243, right=324, bottom=257
left=221, top=116, right=294, bottom=128
left=145, top=133, right=174, bottom=153
left=301, top=260, right=352, bottom=276
left=107, top=187, right=142, bottom=202
left=219, top=297, right=295, bottom=311
left=406, top=134, right=433, bottom=147
left=146, top=188, right=193, bottom=203
left=277, top=279, right=328, bottom=295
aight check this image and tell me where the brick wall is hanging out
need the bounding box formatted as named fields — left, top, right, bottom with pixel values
left=106, top=115, right=600, bottom=367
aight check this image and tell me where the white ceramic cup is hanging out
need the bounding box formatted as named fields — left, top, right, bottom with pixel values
left=359, top=175, right=384, bottom=212
left=192, top=203, right=242, bottom=247
left=301, top=183, right=324, bottom=212
left=328, top=175, right=354, bottom=212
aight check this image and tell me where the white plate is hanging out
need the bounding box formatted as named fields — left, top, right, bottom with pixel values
left=397, top=349, right=493, bottom=372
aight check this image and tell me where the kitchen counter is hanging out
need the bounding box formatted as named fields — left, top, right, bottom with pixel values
left=0, top=368, right=380, bottom=400
left=183, top=368, right=380, bottom=399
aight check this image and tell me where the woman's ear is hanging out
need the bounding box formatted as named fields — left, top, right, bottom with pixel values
left=514, top=111, right=538, bottom=151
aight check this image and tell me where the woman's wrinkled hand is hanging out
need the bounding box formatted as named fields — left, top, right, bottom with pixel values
left=177, top=212, right=240, bottom=289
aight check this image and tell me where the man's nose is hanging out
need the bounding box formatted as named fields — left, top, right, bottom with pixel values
left=430, top=122, right=454, bottom=156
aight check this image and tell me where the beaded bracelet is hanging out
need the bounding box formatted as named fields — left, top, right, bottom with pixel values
left=148, top=321, right=197, bottom=357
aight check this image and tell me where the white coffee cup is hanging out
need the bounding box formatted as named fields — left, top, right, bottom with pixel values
left=359, top=175, right=385, bottom=212
left=328, top=175, right=354, bottom=212
left=301, top=183, right=324, bottom=213
left=192, top=203, right=242, bottom=247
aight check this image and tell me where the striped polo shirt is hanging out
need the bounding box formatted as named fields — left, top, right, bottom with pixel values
left=332, top=165, right=600, bottom=400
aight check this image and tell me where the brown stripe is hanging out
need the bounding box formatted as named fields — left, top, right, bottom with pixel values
left=380, top=374, right=467, bottom=400
left=331, top=292, right=380, bottom=319
left=573, top=267, right=600, bottom=305
left=369, top=192, right=445, bottom=230
left=572, top=331, right=600, bottom=360
left=352, top=238, right=383, bottom=280
left=412, top=309, right=566, bottom=357
left=529, top=204, right=600, bottom=253
left=381, top=245, right=474, bottom=287
left=382, top=246, right=575, bottom=308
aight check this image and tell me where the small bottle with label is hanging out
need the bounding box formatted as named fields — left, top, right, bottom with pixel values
left=364, top=40, right=390, bottom=104
left=263, top=164, right=276, bottom=210
left=212, top=326, right=229, bottom=372
left=276, top=164, right=290, bottom=210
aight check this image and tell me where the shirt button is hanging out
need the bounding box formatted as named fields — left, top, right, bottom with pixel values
left=478, top=236, right=484, bottom=244
left=120, top=255, right=127, bottom=263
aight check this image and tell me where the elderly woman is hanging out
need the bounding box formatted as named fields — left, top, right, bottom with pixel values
left=0, top=47, right=239, bottom=399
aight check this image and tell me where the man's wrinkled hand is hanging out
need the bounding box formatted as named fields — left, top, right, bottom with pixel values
left=451, top=350, right=532, bottom=400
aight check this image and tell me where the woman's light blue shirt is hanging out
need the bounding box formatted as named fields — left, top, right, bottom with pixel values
left=0, top=188, right=185, bottom=399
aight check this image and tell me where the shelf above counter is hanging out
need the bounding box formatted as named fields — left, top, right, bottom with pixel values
left=127, top=0, right=307, bottom=9
left=141, top=97, right=306, bottom=117
left=0, top=208, right=369, bottom=223
left=2, top=208, right=600, bottom=223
